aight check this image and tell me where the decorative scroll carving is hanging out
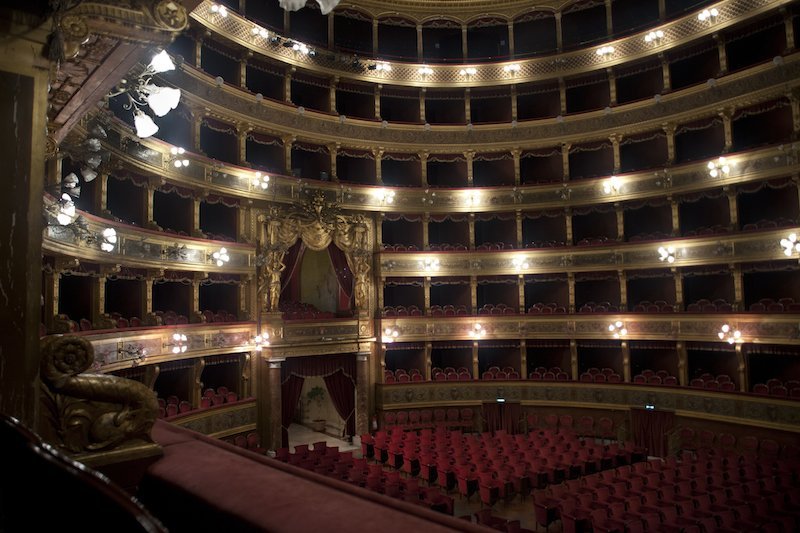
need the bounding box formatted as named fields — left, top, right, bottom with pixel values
left=258, top=191, right=373, bottom=312
left=39, top=336, right=158, bottom=455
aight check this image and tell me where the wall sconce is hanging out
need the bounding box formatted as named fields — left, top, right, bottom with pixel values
left=718, top=324, right=742, bottom=344
left=780, top=233, right=800, bottom=257
left=210, top=3, right=228, bottom=16
left=698, top=8, right=719, bottom=22
left=167, top=333, right=188, bottom=354
left=658, top=246, right=676, bottom=264
left=511, top=257, right=530, bottom=270
left=211, top=247, right=230, bottom=267
left=644, top=30, right=664, bottom=44
left=368, top=62, right=392, bottom=72
left=458, top=67, right=477, bottom=76
left=608, top=321, right=628, bottom=339
left=707, top=156, right=730, bottom=178
left=419, top=258, right=440, bottom=272
left=251, top=26, right=269, bottom=39
left=503, top=64, right=521, bottom=74
left=375, top=188, right=395, bottom=204
left=118, top=343, right=147, bottom=366
left=418, top=66, right=434, bottom=76
left=168, top=146, right=189, bottom=168
left=602, top=176, right=622, bottom=194
left=252, top=171, right=270, bottom=190
left=596, top=46, right=615, bottom=57
left=469, top=323, right=487, bottom=339
left=382, top=326, right=399, bottom=344
left=253, top=333, right=270, bottom=351
left=100, top=228, right=117, bottom=252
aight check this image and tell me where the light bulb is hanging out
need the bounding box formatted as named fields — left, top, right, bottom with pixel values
left=144, top=85, right=181, bottom=117
left=133, top=111, right=159, bottom=138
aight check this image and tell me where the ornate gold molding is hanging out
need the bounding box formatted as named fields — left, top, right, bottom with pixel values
left=39, top=336, right=160, bottom=457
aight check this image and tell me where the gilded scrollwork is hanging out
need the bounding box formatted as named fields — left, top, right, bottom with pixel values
left=39, top=336, right=158, bottom=455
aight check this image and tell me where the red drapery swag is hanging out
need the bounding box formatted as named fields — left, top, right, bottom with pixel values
left=323, top=370, right=356, bottom=438
left=327, top=244, right=353, bottom=311
left=281, top=374, right=305, bottom=448
left=630, top=407, right=675, bottom=457
left=482, top=402, right=522, bottom=435
left=280, top=241, right=306, bottom=302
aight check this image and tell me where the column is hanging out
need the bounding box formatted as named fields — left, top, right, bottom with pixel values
left=464, top=88, right=471, bottom=124
left=605, top=0, right=613, bottom=36
left=615, top=204, right=624, bottom=241
left=461, top=24, right=468, bottom=60
left=510, top=85, right=518, bottom=122
left=517, top=275, right=525, bottom=314
left=727, top=188, right=738, bottom=230
left=790, top=91, right=800, bottom=136
left=238, top=126, right=249, bottom=166
left=356, top=352, right=369, bottom=436
left=507, top=21, right=515, bottom=58
left=676, top=341, right=688, bottom=386
left=610, top=134, right=621, bottom=173
left=191, top=195, right=203, bottom=237
left=555, top=12, right=563, bottom=52
left=191, top=360, right=204, bottom=408
left=569, top=340, right=578, bottom=380
left=93, top=172, right=110, bottom=217
left=374, top=84, right=381, bottom=120
left=567, top=271, right=576, bottom=313
left=565, top=208, right=574, bottom=245
left=143, top=183, right=159, bottom=230
left=420, top=152, right=429, bottom=187
left=719, top=108, right=733, bottom=152
left=91, top=274, right=105, bottom=325
left=621, top=341, right=631, bottom=382
left=239, top=55, right=248, bottom=89
left=328, top=13, right=334, bottom=50
left=42, top=268, right=58, bottom=332
left=784, top=8, right=795, bottom=51
left=329, top=143, right=338, bottom=181
left=618, top=269, right=627, bottom=310
left=237, top=202, right=251, bottom=243
left=658, top=54, right=672, bottom=95
left=670, top=198, right=680, bottom=235
left=519, top=340, right=526, bottom=376
left=558, top=78, right=567, bottom=115
left=423, top=277, right=431, bottom=315
left=465, top=150, right=474, bottom=186
left=658, top=0, right=666, bottom=20
left=468, top=213, right=475, bottom=250
left=284, top=68, right=293, bottom=103
left=194, top=38, right=202, bottom=68
left=735, top=344, right=747, bottom=393
left=374, top=148, right=383, bottom=185
left=732, top=264, right=743, bottom=312
left=607, top=68, right=617, bottom=106
left=470, top=276, right=477, bottom=315
left=424, top=342, right=432, bottom=381
left=283, top=135, right=294, bottom=175
left=376, top=278, right=384, bottom=311
left=372, top=19, right=379, bottom=56
left=283, top=9, right=290, bottom=34
left=242, top=352, right=253, bottom=399
left=419, top=88, right=426, bottom=123
left=512, top=149, right=521, bottom=186
left=258, top=355, right=283, bottom=452
left=515, top=211, right=523, bottom=248
left=143, top=272, right=156, bottom=319
left=673, top=268, right=683, bottom=310
left=561, top=142, right=571, bottom=179
left=472, top=341, right=479, bottom=380
left=239, top=274, right=252, bottom=320
left=422, top=214, right=430, bottom=249
left=416, top=24, right=423, bottom=61
left=191, top=273, right=204, bottom=319
left=663, top=123, right=676, bottom=164
left=330, top=76, right=338, bottom=114
left=715, top=34, right=728, bottom=75
left=192, top=112, right=203, bottom=151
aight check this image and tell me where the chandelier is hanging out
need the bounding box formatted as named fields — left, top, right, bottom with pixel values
left=109, top=51, right=181, bottom=139
left=279, top=0, right=340, bottom=15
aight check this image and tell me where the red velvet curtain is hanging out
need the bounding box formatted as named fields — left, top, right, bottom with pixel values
left=280, top=241, right=306, bottom=302
left=281, top=374, right=305, bottom=448
left=323, top=370, right=356, bottom=438
left=630, top=408, right=675, bottom=457
left=327, top=244, right=353, bottom=312
left=482, top=402, right=522, bottom=435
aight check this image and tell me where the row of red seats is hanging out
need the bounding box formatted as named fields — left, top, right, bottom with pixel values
left=477, top=303, right=517, bottom=315
left=633, top=373, right=679, bottom=385
left=686, top=299, right=734, bottom=313
left=627, top=231, right=671, bottom=242
left=689, top=374, right=738, bottom=391
left=384, top=368, right=425, bottom=384
left=580, top=372, right=622, bottom=383
left=430, top=304, right=469, bottom=316
left=382, top=305, right=422, bottom=317
left=749, top=297, right=800, bottom=312
left=428, top=243, right=468, bottom=251
left=476, top=242, right=515, bottom=250
left=154, top=310, right=189, bottom=325
left=201, top=386, right=238, bottom=408
left=753, top=377, right=800, bottom=398
left=381, top=244, right=420, bottom=252
left=383, top=408, right=475, bottom=431
left=677, top=427, right=797, bottom=460
left=576, top=236, right=613, bottom=246
left=525, top=240, right=567, bottom=248
left=274, top=442, right=455, bottom=515
left=201, top=309, right=237, bottom=323
left=527, top=302, right=568, bottom=314
left=741, top=217, right=795, bottom=231
left=683, top=224, right=731, bottom=236
left=227, top=432, right=264, bottom=454
left=631, top=300, right=676, bottom=313
left=578, top=302, right=621, bottom=313
left=157, top=396, right=192, bottom=419
left=527, top=413, right=616, bottom=440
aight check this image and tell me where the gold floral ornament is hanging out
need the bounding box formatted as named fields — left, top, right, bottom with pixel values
left=39, top=336, right=158, bottom=455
